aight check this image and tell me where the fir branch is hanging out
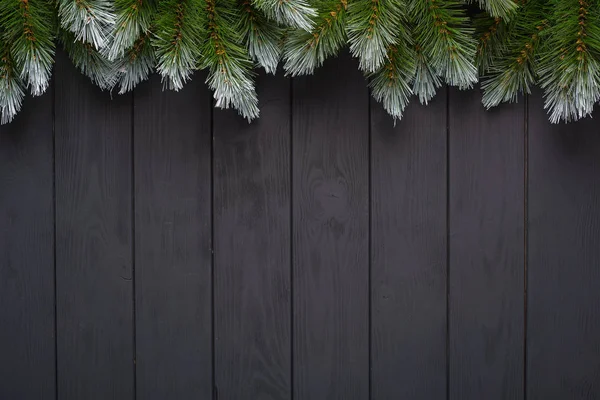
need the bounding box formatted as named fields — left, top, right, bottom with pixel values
left=201, top=0, right=259, bottom=120
left=472, top=0, right=518, bottom=21
left=412, top=42, right=442, bottom=104
left=59, top=28, right=118, bottom=90
left=251, top=0, right=316, bottom=31
left=411, top=0, right=477, bottom=88
left=115, top=28, right=155, bottom=93
left=57, top=0, right=116, bottom=50
left=283, top=0, right=348, bottom=76
left=153, top=0, right=205, bottom=91
left=538, top=0, right=600, bottom=123
left=347, top=0, right=407, bottom=72
left=481, top=2, right=548, bottom=108
left=3, top=0, right=600, bottom=126
left=369, top=43, right=416, bottom=120
left=0, top=33, right=25, bottom=124
left=107, top=0, right=157, bottom=61
left=475, top=14, right=507, bottom=73
left=239, top=0, right=284, bottom=74
left=0, top=0, right=56, bottom=96
left=481, top=24, right=544, bottom=107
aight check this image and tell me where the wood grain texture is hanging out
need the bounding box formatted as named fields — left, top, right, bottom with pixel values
left=370, top=90, right=447, bottom=400
left=213, top=72, right=291, bottom=400
left=448, top=88, right=525, bottom=400
left=133, top=75, right=213, bottom=399
left=527, top=91, right=600, bottom=399
left=54, top=52, right=134, bottom=399
left=292, top=52, right=369, bottom=400
left=0, top=92, right=56, bottom=399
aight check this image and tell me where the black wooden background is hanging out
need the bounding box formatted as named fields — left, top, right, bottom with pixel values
left=1, top=51, right=600, bottom=400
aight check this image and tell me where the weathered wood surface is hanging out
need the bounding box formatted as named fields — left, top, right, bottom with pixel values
left=1, top=56, right=599, bottom=400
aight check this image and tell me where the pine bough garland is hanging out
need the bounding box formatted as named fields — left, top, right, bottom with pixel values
left=1, top=0, right=600, bottom=124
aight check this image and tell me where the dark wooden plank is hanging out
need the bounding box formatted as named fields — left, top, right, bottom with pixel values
left=133, top=75, right=213, bottom=399
left=527, top=92, right=600, bottom=399
left=448, top=88, right=525, bottom=400
left=213, top=72, right=291, bottom=400
left=54, top=51, right=134, bottom=399
left=370, top=91, right=447, bottom=400
left=292, top=53, right=369, bottom=400
left=0, top=93, right=55, bottom=399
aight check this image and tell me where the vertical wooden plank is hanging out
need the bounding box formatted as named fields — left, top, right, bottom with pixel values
left=448, top=88, right=524, bottom=400
left=54, top=52, right=134, bottom=399
left=0, top=94, right=55, bottom=399
left=292, top=53, right=369, bottom=400
left=133, top=76, right=213, bottom=399
left=370, top=91, right=447, bottom=399
left=213, top=72, right=291, bottom=400
left=527, top=92, right=600, bottom=399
